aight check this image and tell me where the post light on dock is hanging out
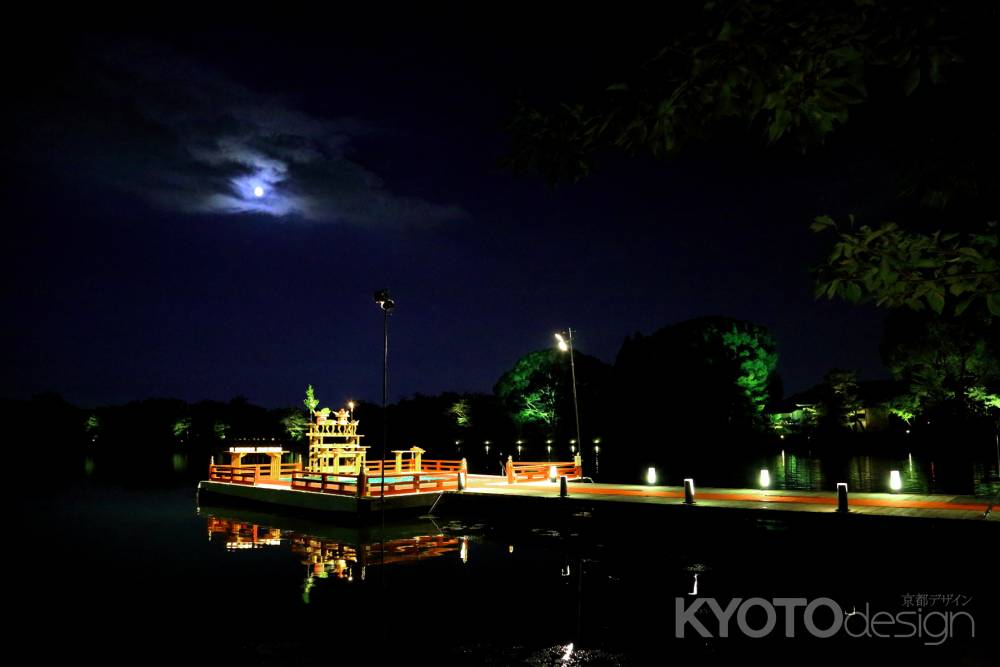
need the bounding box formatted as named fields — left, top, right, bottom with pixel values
left=759, top=469, right=770, bottom=488
left=646, top=467, right=657, bottom=485
left=684, top=478, right=695, bottom=504
left=555, top=329, right=583, bottom=471
left=484, top=440, right=490, bottom=455
left=889, top=470, right=902, bottom=492
left=347, top=401, right=355, bottom=419
left=837, top=483, right=849, bottom=512
left=516, top=439, right=523, bottom=459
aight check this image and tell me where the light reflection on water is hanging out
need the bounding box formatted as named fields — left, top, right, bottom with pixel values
left=766, top=451, right=1000, bottom=496
left=202, top=507, right=466, bottom=599
left=22, top=471, right=998, bottom=666
left=188, top=498, right=998, bottom=664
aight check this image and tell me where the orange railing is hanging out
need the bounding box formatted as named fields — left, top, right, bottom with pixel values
left=506, top=461, right=580, bottom=483
left=363, top=459, right=464, bottom=474
left=210, top=460, right=464, bottom=496
left=369, top=471, right=459, bottom=496
left=290, top=469, right=461, bottom=497
left=208, top=462, right=301, bottom=485
left=208, top=465, right=257, bottom=485
left=291, top=471, right=364, bottom=495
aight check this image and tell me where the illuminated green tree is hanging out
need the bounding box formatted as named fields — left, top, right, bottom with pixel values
left=281, top=410, right=309, bottom=443
left=85, top=414, right=100, bottom=433
left=615, top=317, right=781, bottom=439
left=817, top=369, right=864, bottom=431
left=966, top=386, right=1000, bottom=413
left=494, top=349, right=611, bottom=438
left=494, top=351, right=559, bottom=428
left=172, top=417, right=191, bottom=441
left=303, top=385, right=319, bottom=414
left=448, top=398, right=472, bottom=428
left=213, top=421, right=230, bottom=440
left=721, top=326, right=781, bottom=418
left=881, top=309, right=1000, bottom=418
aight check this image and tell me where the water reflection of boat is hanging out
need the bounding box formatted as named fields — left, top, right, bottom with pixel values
left=199, top=504, right=467, bottom=587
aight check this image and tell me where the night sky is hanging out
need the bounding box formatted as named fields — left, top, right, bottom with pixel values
left=4, top=11, right=893, bottom=408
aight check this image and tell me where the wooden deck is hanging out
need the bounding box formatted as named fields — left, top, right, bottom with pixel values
left=459, top=477, right=999, bottom=522
left=200, top=461, right=997, bottom=522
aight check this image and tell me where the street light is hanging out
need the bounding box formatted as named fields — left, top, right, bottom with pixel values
left=555, top=329, right=582, bottom=468
left=374, top=289, right=394, bottom=539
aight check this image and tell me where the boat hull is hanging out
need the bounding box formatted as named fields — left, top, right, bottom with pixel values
left=197, top=480, right=442, bottom=519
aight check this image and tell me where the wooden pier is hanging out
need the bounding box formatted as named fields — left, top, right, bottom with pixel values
left=201, top=461, right=996, bottom=523
left=453, top=478, right=999, bottom=523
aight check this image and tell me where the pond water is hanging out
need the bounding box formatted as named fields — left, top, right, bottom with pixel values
left=15, top=455, right=999, bottom=665
left=590, top=444, right=1000, bottom=497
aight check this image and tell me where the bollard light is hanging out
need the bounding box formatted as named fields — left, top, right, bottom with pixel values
left=837, top=482, right=849, bottom=512
left=684, top=478, right=696, bottom=504
left=646, top=467, right=657, bottom=485
left=559, top=475, right=568, bottom=497
left=889, top=470, right=902, bottom=492
left=759, top=469, right=770, bottom=488
left=549, top=465, right=558, bottom=482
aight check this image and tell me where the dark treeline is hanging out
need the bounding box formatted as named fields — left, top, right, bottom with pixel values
left=9, top=315, right=998, bottom=483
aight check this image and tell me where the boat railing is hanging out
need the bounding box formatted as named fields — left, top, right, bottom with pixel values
left=370, top=470, right=459, bottom=496
left=363, top=459, right=464, bottom=474
left=208, top=465, right=258, bottom=485
left=209, top=462, right=302, bottom=485
left=291, top=471, right=363, bottom=495
left=291, top=469, right=460, bottom=497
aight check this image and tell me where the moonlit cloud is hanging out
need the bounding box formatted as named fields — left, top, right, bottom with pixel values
left=49, top=45, right=467, bottom=228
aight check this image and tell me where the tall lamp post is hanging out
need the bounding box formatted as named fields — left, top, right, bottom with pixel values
left=555, top=329, right=582, bottom=469
left=374, top=289, right=394, bottom=555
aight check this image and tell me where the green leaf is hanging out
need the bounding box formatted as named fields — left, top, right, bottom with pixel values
left=768, top=108, right=792, bottom=143
left=810, top=215, right=836, bottom=232
left=926, top=290, right=945, bottom=314
left=987, top=293, right=1000, bottom=317
left=879, top=258, right=897, bottom=285
left=844, top=282, right=862, bottom=303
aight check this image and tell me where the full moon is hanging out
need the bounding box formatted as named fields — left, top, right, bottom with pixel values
left=253, top=186, right=265, bottom=198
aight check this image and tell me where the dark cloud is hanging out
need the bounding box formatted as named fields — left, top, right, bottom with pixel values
left=26, top=43, right=467, bottom=228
